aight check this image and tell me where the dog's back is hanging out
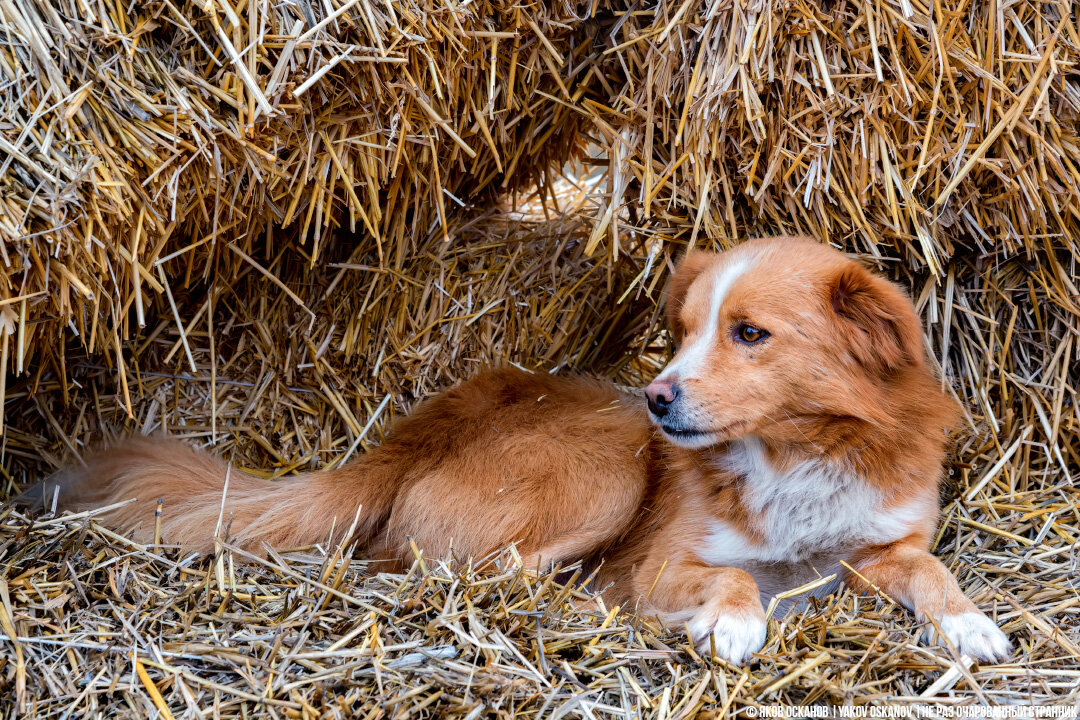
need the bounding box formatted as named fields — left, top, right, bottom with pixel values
left=44, top=369, right=656, bottom=565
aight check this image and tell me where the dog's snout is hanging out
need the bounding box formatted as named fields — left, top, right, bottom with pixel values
left=646, top=380, right=680, bottom=417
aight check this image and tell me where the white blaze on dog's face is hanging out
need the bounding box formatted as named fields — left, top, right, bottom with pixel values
left=645, top=237, right=925, bottom=449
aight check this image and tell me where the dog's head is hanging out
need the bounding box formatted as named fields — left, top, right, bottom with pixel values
left=645, top=236, right=927, bottom=449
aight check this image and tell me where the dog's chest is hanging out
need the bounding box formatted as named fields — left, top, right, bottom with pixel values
left=697, top=438, right=925, bottom=599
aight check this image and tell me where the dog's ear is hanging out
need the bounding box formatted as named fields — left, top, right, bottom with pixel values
left=829, top=263, right=924, bottom=374
left=665, top=250, right=713, bottom=343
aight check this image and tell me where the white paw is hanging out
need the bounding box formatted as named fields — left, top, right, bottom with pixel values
left=934, top=612, right=1011, bottom=662
left=688, top=611, right=767, bottom=665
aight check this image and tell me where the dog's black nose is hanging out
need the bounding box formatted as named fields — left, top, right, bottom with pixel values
left=645, top=380, right=680, bottom=417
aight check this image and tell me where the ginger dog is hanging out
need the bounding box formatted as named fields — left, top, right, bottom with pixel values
left=44, top=236, right=1010, bottom=664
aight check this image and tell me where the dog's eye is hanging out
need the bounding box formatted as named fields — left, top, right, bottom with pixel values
left=734, top=323, right=769, bottom=345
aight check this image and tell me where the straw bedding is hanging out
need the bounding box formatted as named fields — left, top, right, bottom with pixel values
left=2, top=0, right=1080, bottom=715
left=3, top=206, right=1079, bottom=714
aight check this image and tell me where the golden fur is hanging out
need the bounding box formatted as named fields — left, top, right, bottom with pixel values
left=42, top=237, right=1011, bottom=664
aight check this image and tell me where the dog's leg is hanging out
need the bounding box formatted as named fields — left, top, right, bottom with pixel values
left=849, top=541, right=1010, bottom=661
left=637, top=553, right=767, bottom=664
left=518, top=535, right=604, bottom=571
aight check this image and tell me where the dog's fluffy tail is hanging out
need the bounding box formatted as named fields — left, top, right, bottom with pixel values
left=37, top=437, right=398, bottom=554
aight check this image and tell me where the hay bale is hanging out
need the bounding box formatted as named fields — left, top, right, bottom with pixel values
left=589, top=0, right=1080, bottom=268
left=4, top=0, right=1078, bottom=385
left=0, top=0, right=598, bottom=374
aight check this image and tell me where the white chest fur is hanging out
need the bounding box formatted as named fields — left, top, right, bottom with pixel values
left=698, top=437, right=931, bottom=578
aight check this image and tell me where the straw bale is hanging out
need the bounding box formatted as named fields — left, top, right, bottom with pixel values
left=587, top=0, right=1080, bottom=269
left=0, top=0, right=596, bottom=372
left=3, top=0, right=1078, bottom=369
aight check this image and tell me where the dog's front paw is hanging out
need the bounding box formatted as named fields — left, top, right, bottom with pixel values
left=933, top=612, right=1011, bottom=662
left=688, top=610, right=767, bottom=665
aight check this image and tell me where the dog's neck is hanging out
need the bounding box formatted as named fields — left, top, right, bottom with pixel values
left=764, top=369, right=952, bottom=487
left=689, top=408, right=944, bottom=495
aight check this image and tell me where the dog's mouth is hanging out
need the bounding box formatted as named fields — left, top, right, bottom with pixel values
left=660, top=426, right=711, bottom=440
left=657, top=420, right=747, bottom=448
